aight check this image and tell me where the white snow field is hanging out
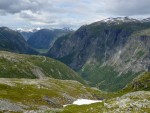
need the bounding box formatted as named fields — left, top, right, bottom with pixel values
left=63, top=99, right=102, bottom=107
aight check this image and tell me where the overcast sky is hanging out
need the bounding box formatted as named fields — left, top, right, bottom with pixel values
left=0, top=0, right=150, bottom=29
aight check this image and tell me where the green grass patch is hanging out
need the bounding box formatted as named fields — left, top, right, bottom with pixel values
left=35, top=49, right=49, bottom=54
left=80, top=64, right=141, bottom=92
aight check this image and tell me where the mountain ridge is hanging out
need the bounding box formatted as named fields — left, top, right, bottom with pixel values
left=0, top=27, right=38, bottom=54
left=47, top=17, right=150, bottom=91
left=27, top=28, right=72, bottom=49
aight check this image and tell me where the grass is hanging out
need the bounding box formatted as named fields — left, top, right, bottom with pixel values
left=0, top=57, right=36, bottom=78
left=60, top=102, right=104, bottom=113
left=35, top=49, right=49, bottom=54
left=0, top=66, right=149, bottom=112
left=131, top=28, right=150, bottom=37
left=50, top=91, right=150, bottom=113
left=79, top=63, right=141, bottom=92
left=0, top=78, right=101, bottom=110
left=55, top=72, right=150, bottom=113
left=122, top=72, right=150, bottom=92
left=0, top=51, right=85, bottom=84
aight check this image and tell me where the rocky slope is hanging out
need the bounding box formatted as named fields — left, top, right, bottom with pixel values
left=0, top=27, right=38, bottom=54
left=48, top=17, right=150, bottom=91
left=51, top=72, right=150, bottom=113
left=1, top=72, right=148, bottom=113
left=0, top=78, right=100, bottom=112
left=123, top=72, right=150, bottom=92
left=27, top=29, right=72, bottom=49
left=0, top=51, right=84, bottom=84
left=59, top=91, right=150, bottom=113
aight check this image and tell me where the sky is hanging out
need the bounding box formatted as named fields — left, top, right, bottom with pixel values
left=0, top=0, right=150, bottom=30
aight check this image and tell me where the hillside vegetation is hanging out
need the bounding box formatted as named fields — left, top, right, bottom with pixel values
left=0, top=51, right=84, bottom=84
left=0, top=78, right=101, bottom=112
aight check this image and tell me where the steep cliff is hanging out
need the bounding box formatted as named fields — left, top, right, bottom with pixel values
left=48, top=17, right=150, bottom=91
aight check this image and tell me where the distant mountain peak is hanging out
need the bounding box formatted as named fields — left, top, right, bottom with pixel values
left=100, top=17, right=139, bottom=24
left=0, top=27, right=11, bottom=31
left=142, top=18, right=150, bottom=22
left=16, top=27, right=41, bottom=32
left=0, top=27, right=38, bottom=54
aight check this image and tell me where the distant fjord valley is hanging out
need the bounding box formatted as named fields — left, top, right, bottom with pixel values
left=0, top=17, right=150, bottom=113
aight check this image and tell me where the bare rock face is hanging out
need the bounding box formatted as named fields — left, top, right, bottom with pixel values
left=48, top=18, right=150, bottom=91
left=107, top=36, right=150, bottom=74
left=27, top=29, right=72, bottom=49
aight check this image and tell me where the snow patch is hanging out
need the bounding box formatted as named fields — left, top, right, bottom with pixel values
left=63, top=99, right=102, bottom=107
left=17, top=27, right=41, bottom=32
left=101, top=17, right=138, bottom=23
left=73, top=99, right=102, bottom=105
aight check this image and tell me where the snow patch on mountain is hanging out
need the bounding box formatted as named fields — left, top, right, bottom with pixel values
left=17, top=27, right=41, bottom=32
left=101, top=17, right=139, bottom=24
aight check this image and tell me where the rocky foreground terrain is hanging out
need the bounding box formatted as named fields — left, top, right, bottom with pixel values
left=59, top=91, right=150, bottom=113
left=0, top=78, right=100, bottom=112
left=0, top=71, right=149, bottom=113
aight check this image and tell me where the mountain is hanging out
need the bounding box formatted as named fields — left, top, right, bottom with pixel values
left=0, top=51, right=84, bottom=84
left=100, top=17, right=140, bottom=24
left=48, top=17, right=150, bottom=91
left=27, top=29, right=72, bottom=49
left=0, top=20, right=149, bottom=112
left=17, top=27, right=41, bottom=32
left=0, top=27, right=38, bottom=54
left=19, top=31, right=33, bottom=41
left=17, top=28, right=41, bottom=41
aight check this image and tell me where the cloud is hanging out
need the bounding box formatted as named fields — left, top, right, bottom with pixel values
left=0, top=0, right=38, bottom=14
left=0, top=0, right=150, bottom=29
left=95, top=0, right=150, bottom=16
